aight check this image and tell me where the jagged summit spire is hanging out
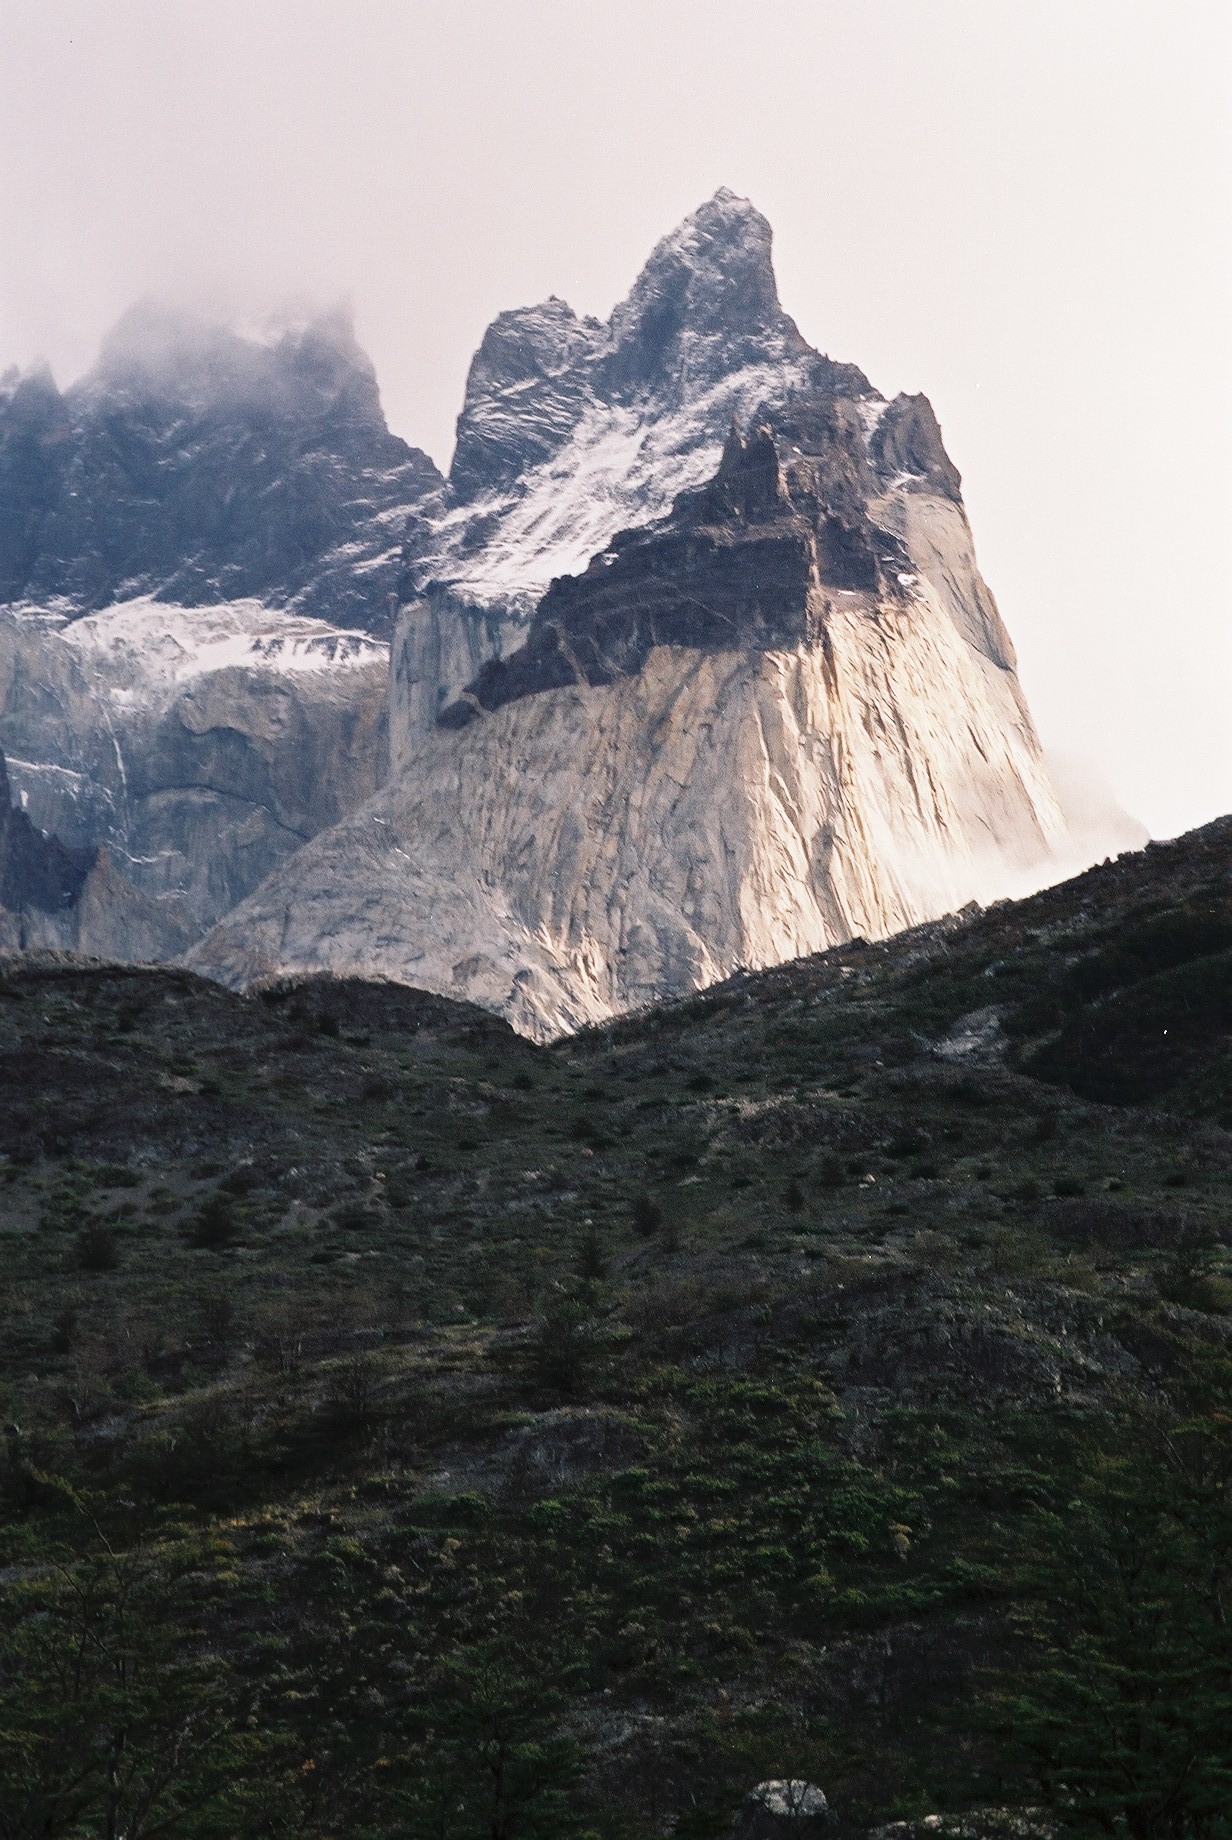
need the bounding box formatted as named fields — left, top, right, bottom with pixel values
left=448, top=192, right=813, bottom=495
left=606, top=188, right=803, bottom=387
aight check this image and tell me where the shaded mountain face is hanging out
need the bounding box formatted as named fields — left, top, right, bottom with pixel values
left=0, top=745, right=95, bottom=921
left=0, top=305, right=442, bottom=632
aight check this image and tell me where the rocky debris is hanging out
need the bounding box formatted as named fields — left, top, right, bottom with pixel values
left=868, top=1812, right=1054, bottom=1839
left=934, top=1006, right=1006, bottom=1063
left=420, top=1406, right=643, bottom=1504
left=0, top=304, right=441, bottom=631
left=734, top=1780, right=829, bottom=1835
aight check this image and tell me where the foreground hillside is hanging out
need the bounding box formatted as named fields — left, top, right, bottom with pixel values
left=0, top=821, right=1229, bottom=1837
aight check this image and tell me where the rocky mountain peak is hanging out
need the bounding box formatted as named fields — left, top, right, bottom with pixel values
left=0, top=302, right=441, bottom=625
left=87, top=300, right=391, bottom=438
left=603, top=187, right=807, bottom=397
left=417, top=192, right=866, bottom=629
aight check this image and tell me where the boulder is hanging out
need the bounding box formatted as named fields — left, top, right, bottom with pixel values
left=734, top=1780, right=829, bottom=1836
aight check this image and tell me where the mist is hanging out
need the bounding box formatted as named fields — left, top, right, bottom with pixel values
left=1, top=0, right=1229, bottom=841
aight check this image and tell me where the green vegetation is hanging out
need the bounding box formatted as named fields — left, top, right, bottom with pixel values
left=0, top=822, right=1229, bottom=1836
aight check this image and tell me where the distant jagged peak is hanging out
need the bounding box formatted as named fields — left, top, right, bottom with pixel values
left=459, top=294, right=604, bottom=410
left=0, top=294, right=440, bottom=623
left=83, top=296, right=391, bottom=429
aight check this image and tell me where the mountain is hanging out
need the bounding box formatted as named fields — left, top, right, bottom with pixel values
left=3, top=191, right=1138, bottom=1005
left=1, top=818, right=1228, bottom=1834
left=0, top=301, right=441, bottom=626
left=0, top=599, right=391, bottom=954
left=392, top=186, right=866, bottom=739
left=0, top=305, right=440, bottom=948
left=189, top=192, right=1097, bottom=1034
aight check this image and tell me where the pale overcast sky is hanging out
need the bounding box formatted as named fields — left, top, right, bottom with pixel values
left=1, top=0, right=1228, bottom=839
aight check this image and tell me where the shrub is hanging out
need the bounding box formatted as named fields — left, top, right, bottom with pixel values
left=187, top=1193, right=237, bottom=1250
left=74, top=1223, right=119, bottom=1273
left=632, top=1192, right=663, bottom=1237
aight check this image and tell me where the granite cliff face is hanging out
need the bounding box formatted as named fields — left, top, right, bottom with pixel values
left=0, top=744, right=95, bottom=947
left=0, top=600, right=389, bottom=957
left=188, top=191, right=1079, bottom=1035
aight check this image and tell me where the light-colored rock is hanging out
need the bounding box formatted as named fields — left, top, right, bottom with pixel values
left=188, top=566, right=1066, bottom=1038
left=735, top=1780, right=829, bottom=1834
left=869, top=1811, right=1054, bottom=1839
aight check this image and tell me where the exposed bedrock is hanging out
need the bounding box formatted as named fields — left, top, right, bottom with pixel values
left=0, top=601, right=389, bottom=959
left=391, top=190, right=871, bottom=749
left=189, top=589, right=1066, bottom=1040
left=0, top=304, right=441, bottom=633
left=433, top=392, right=1005, bottom=729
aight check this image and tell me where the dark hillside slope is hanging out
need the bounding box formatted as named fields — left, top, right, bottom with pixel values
left=0, top=821, right=1229, bottom=1838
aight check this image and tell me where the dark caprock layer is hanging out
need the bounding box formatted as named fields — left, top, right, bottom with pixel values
left=437, top=389, right=957, bottom=727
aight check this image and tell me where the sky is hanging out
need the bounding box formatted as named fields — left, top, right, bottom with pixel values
left=1, top=0, right=1229, bottom=840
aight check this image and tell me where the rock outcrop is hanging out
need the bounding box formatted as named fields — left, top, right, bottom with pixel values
left=391, top=188, right=866, bottom=752
left=435, top=391, right=1008, bottom=728
left=4, top=189, right=1129, bottom=1017
left=734, top=1782, right=829, bottom=1836
left=187, top=564, right=1063, bottom=1038
left=0, top=600, right=389, bottom=957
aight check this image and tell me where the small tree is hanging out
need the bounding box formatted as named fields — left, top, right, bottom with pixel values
left=0, top=1535, right=241, bottom=1840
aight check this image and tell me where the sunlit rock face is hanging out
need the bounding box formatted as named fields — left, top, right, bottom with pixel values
left=189, top=577, right=1063, bottom=1039
left=4, top=190, right=1102, bottom=1015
